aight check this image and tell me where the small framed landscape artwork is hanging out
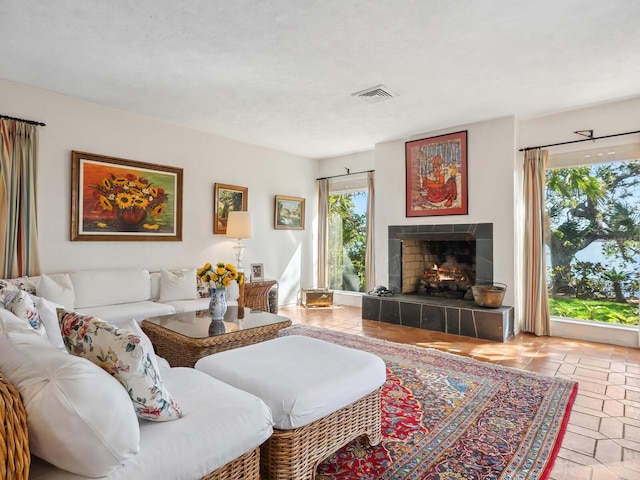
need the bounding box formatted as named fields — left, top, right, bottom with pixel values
left=70, top=151, right=183, bottom=241
left=214, top=183, right=248, bottom=234
left=405, top=130, right=468, bottom=217
left=274, top=195, right=305, bottom=230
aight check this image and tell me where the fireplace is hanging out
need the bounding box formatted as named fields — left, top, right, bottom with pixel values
left=363, top=222, right=511, bottom=343
left=388, top=223, right=493, bottom=299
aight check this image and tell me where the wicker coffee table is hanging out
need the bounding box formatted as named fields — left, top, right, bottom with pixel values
left=141, top=306, right=292, bottom=367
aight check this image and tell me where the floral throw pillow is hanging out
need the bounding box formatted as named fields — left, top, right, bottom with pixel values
left=57, top=310, right=183, bottom=421
left=4, top=289, right=46, bottom=335
left=196, top=275, right=210, bottom=298
left=10, top=276, right=37, bottom=295
left=0, top=279, right=18, bottom=303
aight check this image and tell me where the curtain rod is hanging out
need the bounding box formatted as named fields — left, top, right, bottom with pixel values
left=519, top=129, right=640, bottom=152
left=0, top=114, right=46, bottom=126
left=316, top=169, right=374, bottom=181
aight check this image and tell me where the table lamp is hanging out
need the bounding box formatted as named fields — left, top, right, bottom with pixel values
left=226, top=211, right=253, bottom=273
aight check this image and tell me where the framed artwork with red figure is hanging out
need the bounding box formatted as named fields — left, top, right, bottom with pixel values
left=405, top=130, right=468, bottom=217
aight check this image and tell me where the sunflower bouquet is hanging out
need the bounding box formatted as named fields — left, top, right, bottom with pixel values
left=91, top=173, right=168, bottom=223
left=197, top=262, right=243, bottom=290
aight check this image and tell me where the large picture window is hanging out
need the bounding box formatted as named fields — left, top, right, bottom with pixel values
left=328, top=174, right=369, bottom=292
left=545, top=145, right=639, bottom=326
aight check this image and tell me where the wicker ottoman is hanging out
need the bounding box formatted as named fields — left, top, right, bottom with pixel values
left=194, top=335, right=386, bottom=480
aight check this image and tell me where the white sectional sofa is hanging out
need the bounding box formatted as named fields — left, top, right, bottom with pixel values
left=0, top=277, right=270, bottom=480
left=5, top=267, right=242, bottom=324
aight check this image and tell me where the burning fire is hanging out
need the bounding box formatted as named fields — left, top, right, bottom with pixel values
left=429, top=265, right=466, bottom=282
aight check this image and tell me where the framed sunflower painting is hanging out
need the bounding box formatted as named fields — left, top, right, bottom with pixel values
left=71, top=151, right=183, bottom=241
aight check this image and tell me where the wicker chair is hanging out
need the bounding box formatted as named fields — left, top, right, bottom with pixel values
left=0, top=367, right=260, bottom=480
left=1, top=368, right=30, bottom=480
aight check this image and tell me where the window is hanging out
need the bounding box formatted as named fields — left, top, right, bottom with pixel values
left=545, top=144, right=639, bottom=326
left=328, top=175, right=368, bottom=292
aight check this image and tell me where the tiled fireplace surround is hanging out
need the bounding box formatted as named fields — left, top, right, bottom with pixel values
left=362, top=223, right=514, bottom=342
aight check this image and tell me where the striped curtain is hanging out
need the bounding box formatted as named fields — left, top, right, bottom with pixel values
left=317, top=179, right=329, bottom=289
left=365, top=171, right=376, bottom=292
left=0, top=119, right=40, bottom=278
left=522, top=148, right=550, bottom=336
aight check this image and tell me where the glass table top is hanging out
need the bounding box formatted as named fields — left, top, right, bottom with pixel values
left=143, top=306, right=291, bottom=339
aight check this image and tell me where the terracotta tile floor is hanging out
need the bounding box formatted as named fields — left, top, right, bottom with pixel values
left=279, top=305, right=640, bottom=480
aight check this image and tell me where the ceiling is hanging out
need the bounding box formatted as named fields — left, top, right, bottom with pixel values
left=2, top=0, right=640, bottom=159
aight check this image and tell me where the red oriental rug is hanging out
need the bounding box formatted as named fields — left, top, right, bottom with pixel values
left=278, top=325, right=577, bottom=480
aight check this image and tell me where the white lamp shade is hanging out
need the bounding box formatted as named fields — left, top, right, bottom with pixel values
left=226, top=211, right=253, bottom=239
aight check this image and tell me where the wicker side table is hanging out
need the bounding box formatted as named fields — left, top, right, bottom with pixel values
left=244, top=280, right=278, bottom=312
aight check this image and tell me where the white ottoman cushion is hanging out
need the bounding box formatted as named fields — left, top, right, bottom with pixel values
left=195, top=335, right=386, bottom=429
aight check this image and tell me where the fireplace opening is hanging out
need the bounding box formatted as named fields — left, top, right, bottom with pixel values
left=401, top=236, right=476, bottom=300
left=388, top=223, right=493, bottom=301
left=419, top=240, right=475, bottom=299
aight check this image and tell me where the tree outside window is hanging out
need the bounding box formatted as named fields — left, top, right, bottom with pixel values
left=328, top=191, right=367, bottom=292
left=545, top=156, right=639, bottom=326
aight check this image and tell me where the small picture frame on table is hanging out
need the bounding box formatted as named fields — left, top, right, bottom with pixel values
left=250, top=263, right=264, bottom=282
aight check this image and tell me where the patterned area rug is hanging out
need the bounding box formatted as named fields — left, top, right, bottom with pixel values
left=278, top=325, right=577, bottom=480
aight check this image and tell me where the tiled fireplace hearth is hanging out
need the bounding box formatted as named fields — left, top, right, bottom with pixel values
left=362, top=223, right=514, bottom=342
left=362, top=295, right=514, bottom=342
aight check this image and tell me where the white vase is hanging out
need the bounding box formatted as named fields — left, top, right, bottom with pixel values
left=208, top=288, right=227, bottom=320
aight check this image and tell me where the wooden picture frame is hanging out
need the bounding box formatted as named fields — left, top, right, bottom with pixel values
left=71, top=151, right=183, bottom=241
left=214, top=183, right=248, bottom=234
left=405, top=130, right=468, bottom=217
left=250, top=263, right=264, bottom=282
left=274, top=195, right=305, bottom=230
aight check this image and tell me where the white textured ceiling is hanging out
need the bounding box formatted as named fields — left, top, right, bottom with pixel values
left=1, top=0, right=640, bottom=159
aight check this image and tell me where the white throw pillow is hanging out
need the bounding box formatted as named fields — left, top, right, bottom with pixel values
left=36, top=273, right=75, bottom=310
left=159, top=268, right=198, bottom=302
left=3, top=289, right=46, bottom=336
left=58, top=310, right=183, bottom=421
left=32, top=295, right=66, bottom=350
left=0, top=325, right=140, bottom=477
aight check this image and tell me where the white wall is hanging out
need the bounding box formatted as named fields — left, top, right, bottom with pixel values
left=0, top=80, right=316, bottom=306
left=518, top=97, right=640, bottom=153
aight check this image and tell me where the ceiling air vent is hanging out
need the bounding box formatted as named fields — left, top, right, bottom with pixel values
left=351, top=84, right=398, bottom=104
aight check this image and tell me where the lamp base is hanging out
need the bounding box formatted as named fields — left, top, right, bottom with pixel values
left=233, top=240, right=245, bottom=272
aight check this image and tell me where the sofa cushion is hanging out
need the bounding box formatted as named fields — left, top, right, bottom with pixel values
left=29, top=368, right=275, bottom=480
left=76, top=300, right=175, bottom=324
left=36, top=273, right=75, bottom=310
left=0, top=316, right=140, bottom=477
left=70, top=269, right=151, bottom=309
left=159, top=268, right=198, bottom=302
left=58, top=310, right=183, bottom=421
left=3, top=289, right=46, bottom=335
